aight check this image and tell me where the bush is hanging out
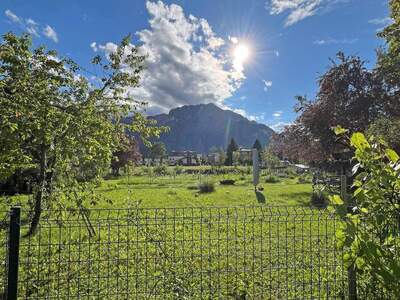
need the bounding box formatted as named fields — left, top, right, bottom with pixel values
left=265, top=175, right=280, bottom=183
left=298, top=174, right=312, bottom=184
left=198, top=182, right=215, bottom=193
left=153, top=165, right=168, bottom=176
left=330, top=131, right=400, bottom=297
left=310, top=189, right=328, bottom=208
left=220, top=179, right=235, bottom=185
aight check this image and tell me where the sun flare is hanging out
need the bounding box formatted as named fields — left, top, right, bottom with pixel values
left=234, top=44, right=249, bottom=62
left=233, top=43, right=250, bottom=72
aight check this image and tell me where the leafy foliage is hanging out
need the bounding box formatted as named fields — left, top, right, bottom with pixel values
left=377, top=0, right=400, bottom=117
left=271, top=0, right=400, bottom=164
left=265, top=175, right=280, bottom=183
left=225, top=138, right=238, bottom=166
left=111, top=136, right=141, bottom=176
left=0, top=33, right=166, bottom=234
left=149, top=142, right=167, bottom=163
left=330, top=132, right=400, bottom=298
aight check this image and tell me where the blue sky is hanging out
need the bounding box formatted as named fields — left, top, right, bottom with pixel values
left=0, top=0, right=392, bottom=131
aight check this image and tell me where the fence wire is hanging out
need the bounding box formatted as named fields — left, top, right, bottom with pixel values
left=1, top=206, right=347, bottom=299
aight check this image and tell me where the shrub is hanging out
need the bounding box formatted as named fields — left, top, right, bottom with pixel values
left=330, top=130, right=400, bottom=297
left=265, top=175, right=280, bottom=183
left=298, top=174, right=312, bottom=184
left=220, top=179, right=235, bottom=185
left=153, top=165, right=168, bottom=176
left=310, top=188, right=328, bottom=208
left=198, top=182, right=215, bottom=193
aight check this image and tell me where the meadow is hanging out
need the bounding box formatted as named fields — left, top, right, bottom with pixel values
left=0, top=167, right=347, bottom=299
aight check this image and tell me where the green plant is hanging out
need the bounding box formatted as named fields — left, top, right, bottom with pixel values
left=298, top=174, right=312, bottom=184
left=153, top=165, right=168, bottom=176
left=198, top=182, right=215, bottom=193
left=310, top=187, right=328, bottom=208
left=265, top=175, right=280, bottom=183
left=0, top=33, right=167, bottom=235
left=330, top=130, right=400, bottom=298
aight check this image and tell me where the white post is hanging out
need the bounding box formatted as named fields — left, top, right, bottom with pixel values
left=252, top=149, right=260, bottom=190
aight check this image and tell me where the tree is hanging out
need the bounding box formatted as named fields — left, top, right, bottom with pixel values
left=149, top=142, right=167, bottom=164
left=111, top=135, right=141, bottom=176
left=330, top=131, right=400, bottom=298
left=376, top=0, right=400, bottom=117
left=0, top=33, right=166, bottom=235
left=225, top=138, right=238, bottom=166
left=269, top=123, right=326, bottom=163
left=261, top=150, right=280, bottom=170
left=367, top=117, right=400, bottom=154
left=271, top=53, right=387, bottom=164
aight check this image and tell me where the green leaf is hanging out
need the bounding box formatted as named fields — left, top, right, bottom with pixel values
left=329, top=195, right=344, bottom=205
left=333, top=125, right=348, bottom=135
left=385, top=149, right=399, bottom=162
left=351, top=132, right=370, bottom=150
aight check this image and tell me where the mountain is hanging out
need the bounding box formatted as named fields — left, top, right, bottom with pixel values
left=146, top=103, right=274, bottom=154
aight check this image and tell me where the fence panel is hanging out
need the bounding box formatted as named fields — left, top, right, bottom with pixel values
left=2, top=206, right=347, bottom=299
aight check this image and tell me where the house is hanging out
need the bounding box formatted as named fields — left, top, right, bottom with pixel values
left=142, top=158, right=161, bottom=166
left=234, top=148, right=253, bottom=165
left=206, top=152, right=221, bottom=165
left=168, top=151, right=200, bottom=166
left=293, top=164, right=310, bottom=173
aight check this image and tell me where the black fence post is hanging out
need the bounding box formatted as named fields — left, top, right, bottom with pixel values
left=7, top=206, right=21, bottom=300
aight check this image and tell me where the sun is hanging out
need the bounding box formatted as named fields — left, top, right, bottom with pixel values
left=233, top=43, right=250, bottom=72
left=234, top=44, right=249, bottom=62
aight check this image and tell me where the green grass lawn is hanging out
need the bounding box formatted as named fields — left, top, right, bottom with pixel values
left=95, top=172, right=312, bottom=208
left=0, top=170, right=347, bottom=299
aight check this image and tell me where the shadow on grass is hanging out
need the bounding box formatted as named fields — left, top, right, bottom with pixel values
left=255, top=191, right=266, bottom=204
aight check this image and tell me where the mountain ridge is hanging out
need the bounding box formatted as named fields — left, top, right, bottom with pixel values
left=144, top=103, right=274, bottom=154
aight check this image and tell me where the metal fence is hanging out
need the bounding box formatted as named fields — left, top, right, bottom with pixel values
left=1, top=206, right=347, bottom=299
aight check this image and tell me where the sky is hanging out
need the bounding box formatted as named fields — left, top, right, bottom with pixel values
left=0, top=0, right=392, bottom=131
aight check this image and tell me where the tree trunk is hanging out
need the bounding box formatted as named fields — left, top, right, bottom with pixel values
left=25, top=145, right=47, bottom=237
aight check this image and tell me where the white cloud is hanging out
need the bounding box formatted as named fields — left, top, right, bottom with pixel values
left=269, top=121, right=292, bottom=132
left=369, top=16, right=393, bottom=32
left=313, top=37, right=358, bottom=45
left=43, top=25, right=58, bottom=43
left=229, top=36, right=239, bottom=44
left=95, top=1, right=244, bottom=114
left=4, top=9, right=58, bottom=42
left=262, top=80, right=273, bottom=91
left=266, top=0, right=348, bottom=27
left=5, top=9, right=21, bottom=24
left=232, top=108, right=257, bottom=121
left=272, top=110, right=282, bottom=118
left=368, top=17, right=392, bottom=25
left=90, top=42, right=98, bottom=52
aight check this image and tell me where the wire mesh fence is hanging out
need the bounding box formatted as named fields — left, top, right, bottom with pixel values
left=0, top=206, right=347, bottom=299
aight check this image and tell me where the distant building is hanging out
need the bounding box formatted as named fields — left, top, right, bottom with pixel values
left=142, top=158, right=161, bottom=166
left=206, top=152, right=221, bottom=165
left=293, top=164, right=310, bottom=173
left=168, top=151, right=200, bottom=166
left=234, top=148, right=253, bottom=165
